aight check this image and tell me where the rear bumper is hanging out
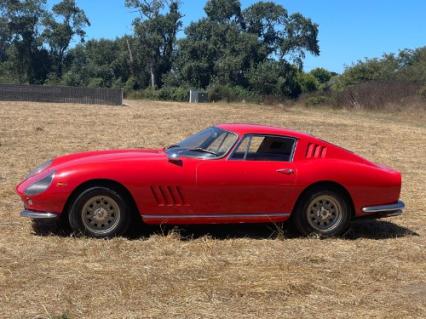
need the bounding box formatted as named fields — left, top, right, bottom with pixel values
left=362, top=200, right=405, bottom=217
left=20, top=210, right=59, bottom=219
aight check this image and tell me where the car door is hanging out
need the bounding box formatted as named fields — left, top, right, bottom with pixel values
left=194, top=134, right=298, bottom=215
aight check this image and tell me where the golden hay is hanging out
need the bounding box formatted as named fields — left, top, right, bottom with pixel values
left=0, top=100, right=425, bottom=318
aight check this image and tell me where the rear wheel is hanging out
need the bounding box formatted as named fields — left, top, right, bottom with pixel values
left=293, top=188, right=351, bottom=238
left=69, top=187, right=131, bottom=238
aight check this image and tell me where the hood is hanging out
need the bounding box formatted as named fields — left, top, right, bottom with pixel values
left=52, top=148, right=166, bottom=168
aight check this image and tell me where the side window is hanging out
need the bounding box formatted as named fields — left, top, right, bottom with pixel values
left=231, top=135, right=295, bottom=162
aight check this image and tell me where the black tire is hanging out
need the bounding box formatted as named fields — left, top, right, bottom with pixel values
left=292, top=188, right=351, bottom=238
left=69, top=186, right=131, bottom=238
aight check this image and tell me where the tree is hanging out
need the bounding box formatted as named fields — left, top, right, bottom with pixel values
left=204, top=0, right=243, bottom=25
left=174, top=0, right=319, bottom=98
left=243, top=1, right=287, bottom=58
left=0, top=16, right=11, bottom=62
left=62, top=37, right=135, bottom=88
left=310, top=67, right=334, bottom=84
left=297, top=72, right=318, bottom=93
left=43, top=0, right=90, bottom=78
left=175, top=0, right=258, bottom=88
left=1, top=0, right=48, bottom=83
left=279, top=13, right=319, bottom=68
left=247, top=60, right=301, bottom=97
left=125, top=0, right=182, bottom=89
left=243, top=2, right=319, bottom=68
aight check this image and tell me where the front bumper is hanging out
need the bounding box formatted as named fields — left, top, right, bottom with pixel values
left=20, top=210, right=58, bottom=219
left=362, top=200, right=405, bottom=217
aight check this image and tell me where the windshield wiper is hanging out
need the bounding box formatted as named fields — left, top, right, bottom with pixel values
left=188, top=147, right=219, bottom=156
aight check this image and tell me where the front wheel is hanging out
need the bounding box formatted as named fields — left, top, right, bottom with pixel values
left=69, top=187, right=131, bottom=238
left=292, top=189, right=351, bottom=238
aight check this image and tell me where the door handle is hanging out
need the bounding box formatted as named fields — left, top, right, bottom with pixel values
left=276, top=168, right=295, bottom=175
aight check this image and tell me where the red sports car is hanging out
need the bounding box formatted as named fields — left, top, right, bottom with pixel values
left=16, top=124, right=404, bottom=238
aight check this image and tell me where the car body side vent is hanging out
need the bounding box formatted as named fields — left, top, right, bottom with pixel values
left=150, top=185, right=188, bottom=206
left=306, top=143, right=327, bottom=159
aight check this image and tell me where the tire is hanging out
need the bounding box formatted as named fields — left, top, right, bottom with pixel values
left=69, top=186, right=131, bottom=238
left=292, top=188, right=351, bottom=238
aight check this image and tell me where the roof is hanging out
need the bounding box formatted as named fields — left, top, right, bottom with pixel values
left=217, top=123, right=313, bottom=140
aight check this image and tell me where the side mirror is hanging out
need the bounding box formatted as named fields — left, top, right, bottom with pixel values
left=167, top=151, right=182, bottom=163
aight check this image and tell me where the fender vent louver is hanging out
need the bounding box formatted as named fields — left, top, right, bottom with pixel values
left=150, top=185, right=188, bottom=206
left=306, top=143, right=327, bottom=159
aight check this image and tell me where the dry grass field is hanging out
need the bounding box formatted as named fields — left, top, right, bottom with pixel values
left=0, top=100, right=425, bottom=318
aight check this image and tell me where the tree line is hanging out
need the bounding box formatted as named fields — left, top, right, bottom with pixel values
left=0, top=0, right=335, bottom=100
left=1, top=0, right=425, bottom=105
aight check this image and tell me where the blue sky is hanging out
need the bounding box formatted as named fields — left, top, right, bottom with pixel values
left=47, top=0, right=426, bottom=73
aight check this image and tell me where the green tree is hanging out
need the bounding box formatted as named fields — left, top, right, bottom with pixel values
left=297, top=72, right=318, bottom=93
left=204, top=0, right=243, bottom=24
left=395, top=48, right=426, bottom=82
left=338, top=55, right=399, bottom=88
left=125, top=0, right=182, bottom=89
left=63, top=37, right=134, bottom=88
left=175, top=0, right=259, bottom=88
left=175, top=0, right=319, bottom=98
left=335, top=47, right=426, bottom=90
left=247, top=60, right=301, bottom=97
left=1, top=0, right=48, bottom=83
left=43, top=0, right=90, bottom=78
left=0, top=16, right=10, bottom=61
left=310, top=67, right=334, bottom=84
left=243, top=2, right=319, bottom=67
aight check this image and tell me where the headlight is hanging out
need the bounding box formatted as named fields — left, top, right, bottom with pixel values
left=25, top=160, right=52, bottom=179
left=24, top=171, right=55, bottom=196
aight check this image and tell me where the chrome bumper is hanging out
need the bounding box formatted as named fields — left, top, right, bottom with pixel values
left=362, top=200, right=405, bottom=217
left=20, top=210, right=58, bottom=219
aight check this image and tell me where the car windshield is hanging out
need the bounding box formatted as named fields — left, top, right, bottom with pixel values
left=170, top=127, right=238, bottom=158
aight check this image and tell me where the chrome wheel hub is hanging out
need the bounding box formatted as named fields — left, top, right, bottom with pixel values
left=81, top=195, right=121, bottom=235
left=307, top=195, right=343, bottom=232
left=93, top=207, right=108, bottom=222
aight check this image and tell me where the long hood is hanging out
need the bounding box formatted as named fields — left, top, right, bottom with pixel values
left=52, top=148, right=166, bottom=168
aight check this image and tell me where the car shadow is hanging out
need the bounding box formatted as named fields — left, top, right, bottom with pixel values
left=32, top=218, right=419, bottom=241
left=130, top=219, right=419, bottom=241
left=344, top=219, right=419, bottom=240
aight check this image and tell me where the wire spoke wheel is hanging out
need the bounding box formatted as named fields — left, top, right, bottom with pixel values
left=306, top=194, right=343, bottom=232
left=81, top=195, right=121, bottom=235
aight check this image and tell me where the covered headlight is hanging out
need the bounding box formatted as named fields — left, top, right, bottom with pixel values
left=25, top=160, right=52, bottom=179
left=24, top=171, right=55, bottom=196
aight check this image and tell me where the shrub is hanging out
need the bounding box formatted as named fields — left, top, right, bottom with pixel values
left=123, top=77, right=137, bottom=95
left=208, top=84, right=260, bottom=103
left=126, top=90, right=145, bottom=99
left=87, top=77, right=104, bottom=88
left=142, top=88, right=160, bottom=100
left=170, top=86, right=190, bottom=102
left=335, top=80, right=422, bottom=109
left=127, top=86, right=190, bottom=102
left=304, top=95, right=331, bottom=107
left=298, top=73, right=319, bottom=93
left=310, top=67, right=334, bottom=84
left=157, top=86, right=190, bottom=102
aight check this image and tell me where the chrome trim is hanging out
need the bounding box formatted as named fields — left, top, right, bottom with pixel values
left=20, top=210, right=58, bottom=219
left=362, top=200, right=405, bottom=214
left=142, top=213, right=290, bottom=220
